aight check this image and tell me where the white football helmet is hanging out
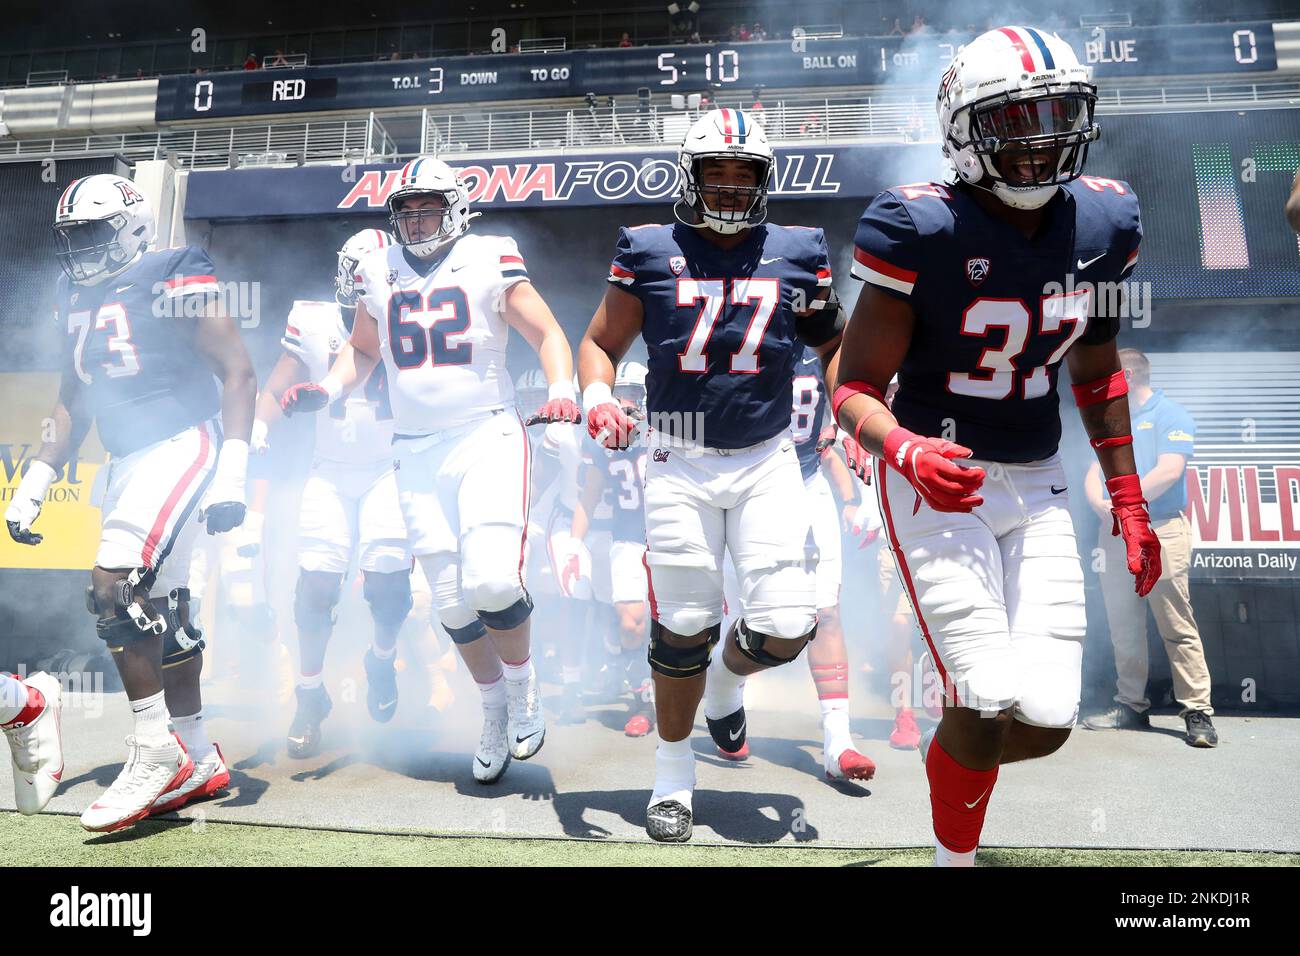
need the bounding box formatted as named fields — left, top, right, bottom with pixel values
left=514, top=368, right=548, bottom=419
left=52, top=174, right=155, bottom=285
left=613, top=360, right=648, bottom=410
left=387, top=157, right=477, bottom=258
left=675, top=108, right=773, bottom=234
left=335, top=228, right=394, bottom=306
left=938, top=26, right=1099, bottom=210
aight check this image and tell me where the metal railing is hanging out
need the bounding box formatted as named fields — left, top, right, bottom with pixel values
left=0, top=113, right=397, bottom=169
left=419, top=81, right=1300, bottom=155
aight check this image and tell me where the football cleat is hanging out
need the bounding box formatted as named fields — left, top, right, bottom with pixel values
left=890, top=707, right=922, bottom=750
left=826, top=746, right=877, bottom=781
left=717, top=739, right=750, bottom=761
left=364, top=649, right=399, bottom=723
left=706, top=705, right=747, bottom=756
left=80, top=734, right=193, bottom=833
left=150, top=743, right=230, bottom=815
left=2, top=672, right=64, bottom=815
left=286, top=684, right=332, bottom=759
left=506, top=673, right=546, bottom=760
left=646, top=799, right=693, bottom=843
left=473, top=711, right=511, bottom=784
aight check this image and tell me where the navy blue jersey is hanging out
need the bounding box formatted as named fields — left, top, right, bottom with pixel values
left=792, top=346, right=828, bottom=481
left=56, top=247, right=223, bottom=457
left=851, top=177, right=1141, bottom=463
left=585, top=446, right=647, bottom=544
left=609, top=222, right=832, bottom=449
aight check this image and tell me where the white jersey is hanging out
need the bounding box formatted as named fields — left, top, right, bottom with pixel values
left=355, top=234, right=527, bottom=434
left=281, top=300, right=394, bottom=464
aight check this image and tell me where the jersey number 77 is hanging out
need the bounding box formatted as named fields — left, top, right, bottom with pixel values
left=676, top=277, right=779, bottom=375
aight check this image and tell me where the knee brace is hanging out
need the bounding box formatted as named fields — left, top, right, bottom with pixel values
left=477, top=593, right=533, bottom=631
left=445, top=618, right=488, bottom=645
left=154, top=589, right=206, bottom=668
left=647, top=620, right=721, bottom=679
left=294, top=572, right=341, bottom=638
left=89, top=567, right=167, bottom=647
left=733, top=618, right=816, bottom=669
left=363, top=569, right=414, bottom=632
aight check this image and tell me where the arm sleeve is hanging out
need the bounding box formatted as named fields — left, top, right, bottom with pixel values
left=161, top=246, right=221, bottom=312
left=606, top=227, right=644, bottom=298
left=850, top=191, right=923, bottom=300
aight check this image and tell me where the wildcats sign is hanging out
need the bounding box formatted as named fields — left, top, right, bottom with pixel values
left=1186, top=464, right=1300, bottom=578
left=182, top=145, right=897, bottom=221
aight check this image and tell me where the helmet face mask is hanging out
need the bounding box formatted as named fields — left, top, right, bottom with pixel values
left=967, top=88, right=1095, bottom=192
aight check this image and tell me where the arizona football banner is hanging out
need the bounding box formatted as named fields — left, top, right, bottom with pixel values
left=1186, top=465, right=1300, bottom=579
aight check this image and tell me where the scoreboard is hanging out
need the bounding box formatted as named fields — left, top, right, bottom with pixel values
left=156, top=21, right=1282, bottom=122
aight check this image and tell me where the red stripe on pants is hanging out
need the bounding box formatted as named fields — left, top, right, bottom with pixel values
left=141, top=425, right=212, bottom=569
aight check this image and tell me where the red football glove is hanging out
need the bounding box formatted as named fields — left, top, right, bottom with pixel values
left=587, top=402, right=640, bottom=450
left=882, top=427, right=985, bottom=514
left=525, top=398, right=582, bottom=426
left=814, top=426, right=838, bottom=459
left=840, top=434, right=873, bottom=482
left=1106, top=473, right=1162, bottom=597
left=281, top=382, right=331, bottom=417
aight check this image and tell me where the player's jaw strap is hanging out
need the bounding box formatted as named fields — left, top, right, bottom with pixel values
left=831, top=380, right=886, bottom=422
left=1072, top=370, right=1128, bottom=408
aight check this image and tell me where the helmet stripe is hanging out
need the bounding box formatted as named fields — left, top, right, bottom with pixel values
left=1024, top=28, right=1056, bottom=70
left=998, top=27, right=1037, bottom=72
left=735, top=109, right=746, bottom=140
left=720, top=108, right=733, bottom=144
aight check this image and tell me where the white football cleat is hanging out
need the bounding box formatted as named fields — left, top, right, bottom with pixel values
left=80, top=733, right=193, bottom=833
left=473, top=710, right=511, bottom=784
left=505, top=674, right=546, bottom=760
left=150, top=743, right=230, bottom=815
left=2, top=672, right=64, bottom=815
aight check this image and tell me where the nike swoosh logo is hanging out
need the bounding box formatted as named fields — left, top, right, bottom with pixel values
left=1091, top=384, right=1108, bottom=394
left=476, top=757, right=492, bottom=768
left=449, top=262, right=469, bottom=271
left=1051, top=485, right=1068, bottom=495
left=287, top=736, right=306, bottom=745
left=515, top=732, right=540, bottom=744
left=1076, top=253, right=1105, bottom=270
left=115, top=284, right=134, bottom=293
left=965, top=787, right=990, bottom=809
left=759, top=256, right=783, bottom=264
left=729, top=723, right=746, bottom=741
left=648, top=814, right=680, bottom=826
left=379, top=700, right=396, bottom=711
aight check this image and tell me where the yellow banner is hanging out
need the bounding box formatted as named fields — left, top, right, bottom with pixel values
left=0, top=372, right=106, bottom=571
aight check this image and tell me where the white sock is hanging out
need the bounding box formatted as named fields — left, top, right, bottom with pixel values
left=130, top=690, right=172, bottom=747
left=502, top=656, right=533, bottom=685
left=649, top=737, right=695, bottom=809
left=702, top=638, right=745, bottom=720
left=934, top=840, right=977, bottom=868
left=821, top=700, right=852, bottom=755
left=478, top=675, right=506, bottom=711
left=561, top=666, right=582, bottom=686
left=0, top=673, right=28, bottom=725
left=172, top=710, right=214, bottom=761
left=297, top=671, right=324, bottom=691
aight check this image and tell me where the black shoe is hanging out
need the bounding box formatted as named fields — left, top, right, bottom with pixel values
left=646, top=799, right=693, bottom=843
left=1184, top=710, right=1219, bottom=748
left=706, top=705, right=747, bottom=754
left=364, top=649, right=399, bottom=723
left=287, top=685, right=332, bottom=758
left=1082, top=703, right=1150, bottom=731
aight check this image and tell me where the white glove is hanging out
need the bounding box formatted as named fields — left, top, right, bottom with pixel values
left=5, top=460, right=56, bottom=545
left=556, top=536, right=592, bottom=600
left=851, top=498, right=883, bottom=549
left=250, top=418, right=270, bottom=454
left=201, top=438, right=249, bottom=534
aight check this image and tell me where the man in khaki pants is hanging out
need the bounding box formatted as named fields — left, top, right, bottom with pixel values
left=1082, top=349, right=1217, bottom=747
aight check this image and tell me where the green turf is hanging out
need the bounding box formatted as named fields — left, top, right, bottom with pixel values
left=3, top=814, right=1297, bottom=866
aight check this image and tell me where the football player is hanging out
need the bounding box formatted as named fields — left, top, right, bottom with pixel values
left=565, top=361, right=653, bottom=736
left=578, top=109, right=845, bottom=841
left=0, top=671, right=63, bottom=815
left=6, top=174, right=253, bottom=831
left=834, top=27, right=1159, bottom=866
left=256, top=229, right=415, bottom=758
left=281, top=158, right=580, bottom=784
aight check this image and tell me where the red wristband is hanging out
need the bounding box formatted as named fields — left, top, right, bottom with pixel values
left=1105, top=473, right=1146, bottom=507
left=832, top=380, right=886, bottom=423
left=1090, top=434, right=1133, bottom=450
left=1072, top=370, right=1128, bottom=408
